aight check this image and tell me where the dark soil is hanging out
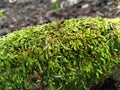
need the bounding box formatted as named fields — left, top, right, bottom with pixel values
left=0, top=0, right=120, bottom=89
left=0, top=0, right=120, bottom=36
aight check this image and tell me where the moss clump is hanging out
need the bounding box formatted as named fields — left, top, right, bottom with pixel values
left=0, top=17, right=120, bottom=90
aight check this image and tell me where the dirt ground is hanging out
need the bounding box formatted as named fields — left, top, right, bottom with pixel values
left=0, top=0, right=120, bottom=89
left=0, top=0, right=120, bottom=36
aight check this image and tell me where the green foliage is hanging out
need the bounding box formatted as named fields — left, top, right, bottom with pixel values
left=0, top=12, right=4, bottom=17
left=0, top=17, right=120, bottom=90
left=50, top=0, right=61, bottom=10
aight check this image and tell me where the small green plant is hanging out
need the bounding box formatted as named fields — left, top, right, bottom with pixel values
left=50, top=0, right=61, bottom=10
left=0, top=17, right=120, bottom=89
left=0, top=12, right=4, bottom=17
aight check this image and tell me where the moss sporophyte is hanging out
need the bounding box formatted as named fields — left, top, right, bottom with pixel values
left=0, top=17, right=120, bottom=89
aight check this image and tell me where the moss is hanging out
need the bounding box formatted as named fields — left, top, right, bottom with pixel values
left=0, top=17, right=120, bottom=90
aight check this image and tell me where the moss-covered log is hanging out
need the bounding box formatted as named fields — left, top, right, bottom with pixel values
left=0, top=17, right=120, bottom=90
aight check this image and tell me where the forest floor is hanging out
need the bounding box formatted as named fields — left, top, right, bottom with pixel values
left=0, top=0, right=119, bottom=36
left=0, top=0, right=120, bottom=89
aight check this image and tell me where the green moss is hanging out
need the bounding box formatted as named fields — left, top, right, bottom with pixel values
left=0, top=17, right=120, bottom=90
